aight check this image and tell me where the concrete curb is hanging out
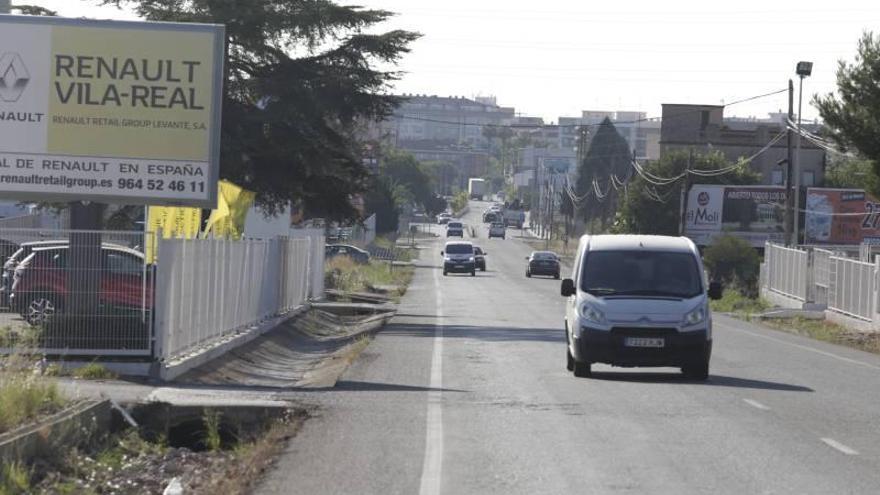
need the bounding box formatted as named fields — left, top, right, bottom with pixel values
left=0, top=399, right=112, bottom=465
left=157, top=305, right=311, bottom=382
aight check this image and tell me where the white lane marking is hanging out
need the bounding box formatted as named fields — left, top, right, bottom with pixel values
left=742, top=398, right=770, bottom=411
left=821, top=437, right=859, bottom=456
left=716, top=321, right=880, bottom=371
left=419, top=266, right=444, bottom=495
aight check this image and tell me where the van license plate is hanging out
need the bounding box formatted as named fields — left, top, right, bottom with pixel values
left=624, top=337, right=665, bottom=348
left=454, top=265, right=465, bottom=269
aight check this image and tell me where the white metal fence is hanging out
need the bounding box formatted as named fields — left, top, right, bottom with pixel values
left=0, top=226, right=325, bottom=363
left=764, top=243, right=808, bottom=302
left=153, top=233, right=323, bottom=362
left=762, top=242, right=880, bottom=329
left=828, top=255, right=878, bottom=321
left=811, top=248, right=834, bottom=308
left=291, top=228, right=325, bottom=300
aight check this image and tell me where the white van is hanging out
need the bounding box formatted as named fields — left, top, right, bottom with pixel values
left=560, top=235, right=722, bottom=380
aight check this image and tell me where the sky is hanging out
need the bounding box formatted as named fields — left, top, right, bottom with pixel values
left=17, top=0, right=880, bottom=122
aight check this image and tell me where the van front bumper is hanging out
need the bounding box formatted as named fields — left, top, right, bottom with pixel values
left=574, top=326, right=711, bottom=368
left=443, top=261, right=475, bottom=273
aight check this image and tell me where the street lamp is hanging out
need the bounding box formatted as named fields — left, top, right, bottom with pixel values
left=792, top=60, right=812, bottom=246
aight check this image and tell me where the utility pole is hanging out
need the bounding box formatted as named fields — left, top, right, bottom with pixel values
left=785, top=79, right=795, bottom=246
left=679, top=149, right=693, bottom=236
left=533, top=163, right=540, bottom=235
left=547, top=173, right=555, bottom=250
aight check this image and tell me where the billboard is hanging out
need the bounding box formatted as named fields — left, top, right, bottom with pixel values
left=805, top=188, right=880, bottom=245
left=0, top=15, right=224, bottom=207
left=684, top=185, right=786, bottom=247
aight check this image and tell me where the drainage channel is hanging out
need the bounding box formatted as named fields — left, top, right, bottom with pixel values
left=129, top=403, right=295, bottom=451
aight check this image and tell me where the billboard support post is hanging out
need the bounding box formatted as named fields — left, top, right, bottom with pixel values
left=679, top=149, right=693, bottom=236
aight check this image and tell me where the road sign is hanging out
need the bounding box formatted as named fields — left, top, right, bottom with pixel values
left=0, top=15, right=224, bottom=207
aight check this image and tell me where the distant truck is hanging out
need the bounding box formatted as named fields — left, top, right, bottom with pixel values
left=468, top=178, right=486, bottom=201
left=503, top=209, right=525, bottom=229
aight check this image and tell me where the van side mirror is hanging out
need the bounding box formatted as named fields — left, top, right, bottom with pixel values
left=561, top=278, right=576, bottom=297
left=708, top=281, right=723, bottom=300
left=440, top=251, right=444, bottom=256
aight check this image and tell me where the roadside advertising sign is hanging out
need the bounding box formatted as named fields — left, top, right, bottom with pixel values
left=684, top=185, right=786, bottom=247
left=805, top=188, right=880, bottom=245
left=0, top=15, right=224, bottom=207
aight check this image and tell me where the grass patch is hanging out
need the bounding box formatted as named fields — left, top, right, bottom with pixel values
left=325, top=257, right=415, bottom=300
left=761, top=317, right=880, bottom=355
left=0, top=325, right=41, bottom=349
left=710, top=290, right=771, bottom=316
left=1, top=462, right=31, bottom=495
left=203, top=409, right=223, bottom=452
left=71, top=362, right=117, bottom=380
left=34, top=410, right=309, bottom=494
left=0, top=374, right=66, bottom=434
left=199, top=411, right=308, bottom=494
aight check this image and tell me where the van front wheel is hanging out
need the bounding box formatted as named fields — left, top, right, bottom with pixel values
left=573, top=360, right=591, bottom=378
left=682, top=360, right=709, bottom=381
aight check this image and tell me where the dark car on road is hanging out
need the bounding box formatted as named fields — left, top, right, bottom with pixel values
left=474, top=245, right=487, bottom=271
left=442, top=241, right=476, bottom=276
left=526, top=251, right=560, bottom=279
left=325, top=244, right=370, bottom=264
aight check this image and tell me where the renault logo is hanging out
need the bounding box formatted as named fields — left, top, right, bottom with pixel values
left=0, top=52, right=30, bottom=103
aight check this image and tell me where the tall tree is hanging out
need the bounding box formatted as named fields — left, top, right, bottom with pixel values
left=363, top=177, right=399, bottom=234
left=823, top=154, right=880, bottom=193
left=574, top=118, right=632, bottom=229
left=102, top=0, right=419, bottom=220
left=614, top=151, right=760, bottom=236
left=814, top=31, right=880, bottom=197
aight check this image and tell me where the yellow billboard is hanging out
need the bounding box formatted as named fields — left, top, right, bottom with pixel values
left=0, top=16, right=224, bottom=207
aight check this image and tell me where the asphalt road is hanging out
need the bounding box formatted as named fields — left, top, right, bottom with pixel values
left=258, top=201, right=880, bottom=495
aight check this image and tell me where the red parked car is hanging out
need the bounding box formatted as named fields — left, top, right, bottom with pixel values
left=10, top=245, right=152, bottom=325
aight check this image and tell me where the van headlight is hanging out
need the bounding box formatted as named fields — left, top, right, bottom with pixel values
left=684, top=306, right=706, bottom=326
left=580, top=304, right=606, bottom=325
left=468, top=257, right=475, bottom=262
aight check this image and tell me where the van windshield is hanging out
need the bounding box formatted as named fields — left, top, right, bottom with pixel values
left=581, top=250, right=702, bottom=299
left=445, top=244, right=473, bottom=254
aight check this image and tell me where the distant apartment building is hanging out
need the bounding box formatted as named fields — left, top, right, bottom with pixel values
left=361, top=95, right=515, bottom=194
left=556, top=110, right=661, bottom=161
left=660, top=104, right=826, bottom=186
left=379, top=94, right=516, bottom=149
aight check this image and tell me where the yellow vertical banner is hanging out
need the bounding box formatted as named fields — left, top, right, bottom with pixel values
left=145, top=206, right=202, bottom=263
left=203, top=180, right=256, bottom=239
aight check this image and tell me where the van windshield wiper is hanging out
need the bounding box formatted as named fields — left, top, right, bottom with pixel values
left=585, top=287, right=618, bottom=295
left=611, top=290, right=693, bottom=298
